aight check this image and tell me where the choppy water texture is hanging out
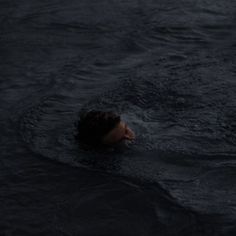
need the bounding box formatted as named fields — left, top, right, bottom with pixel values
left=1, top=0, right=236, bottom=235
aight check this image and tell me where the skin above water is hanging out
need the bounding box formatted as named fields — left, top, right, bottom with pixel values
left=102, top=121, right=135, bottom=145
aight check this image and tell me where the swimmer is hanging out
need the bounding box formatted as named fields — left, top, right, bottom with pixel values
left=76, top=110, right=135, bottom=148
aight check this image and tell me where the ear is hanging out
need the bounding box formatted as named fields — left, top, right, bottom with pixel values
left=124, top=127, right=135, bottom=139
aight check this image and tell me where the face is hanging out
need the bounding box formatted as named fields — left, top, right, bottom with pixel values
left=102, top=121, right=135, bottom=145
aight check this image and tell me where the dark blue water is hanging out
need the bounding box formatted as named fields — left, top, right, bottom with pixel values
left=1, top=0, right=236, bottom=235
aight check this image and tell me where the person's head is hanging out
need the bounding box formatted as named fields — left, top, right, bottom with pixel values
left=76, top=110, right=135, bottom=148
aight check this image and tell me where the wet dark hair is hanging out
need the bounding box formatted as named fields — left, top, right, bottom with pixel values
left=76, top=110, right=121, bottom=148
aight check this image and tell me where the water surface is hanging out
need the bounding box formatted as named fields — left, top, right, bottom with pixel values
left=1, top=0, right=236, bottom=235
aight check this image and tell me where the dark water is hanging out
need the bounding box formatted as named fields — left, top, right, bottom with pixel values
left=1, top=0, right=236, bottom=235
